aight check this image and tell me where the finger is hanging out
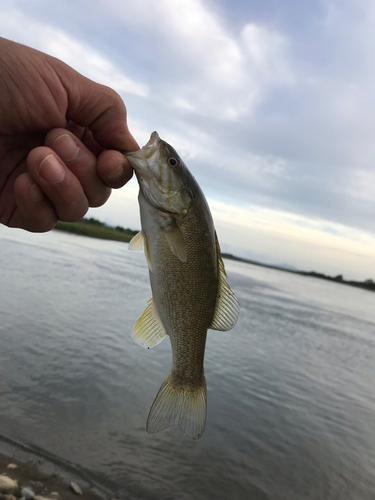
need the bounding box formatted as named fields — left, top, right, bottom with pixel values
left=12, top=172, right=57, bottom=232
left=45, top=128, right=111, bottom=207
left=67, top=123, right=103, bottom=159
left=55, top=63, right=139, bottom=151
left=66, top=121, right=85, bottom=141
left=66, top=126, right=133, bottom=187
left=97, top=150, right=133, bottom=189
left=80, top=127, right=103, bottom=157
left=27, top=146, right=88, bottom=222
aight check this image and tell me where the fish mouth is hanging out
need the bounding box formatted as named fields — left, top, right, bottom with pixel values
left=143, top=131, right=160, bottom=159
left=122, top=132, right=161, bottom=177
left=144, top=131, right=159, bottom=149
left=124, top=131, right=160, bottom=159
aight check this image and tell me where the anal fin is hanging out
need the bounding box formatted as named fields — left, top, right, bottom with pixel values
left=132, top=298, right=167, bottom=349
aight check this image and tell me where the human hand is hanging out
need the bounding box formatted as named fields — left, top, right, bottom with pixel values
left=0, top=37, right=139, bottom=232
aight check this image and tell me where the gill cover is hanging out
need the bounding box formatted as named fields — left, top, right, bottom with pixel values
left=125, top=132, right=192, bottom=216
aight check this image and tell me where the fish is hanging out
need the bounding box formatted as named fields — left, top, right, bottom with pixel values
left=124, top=132, right=239, bottom=440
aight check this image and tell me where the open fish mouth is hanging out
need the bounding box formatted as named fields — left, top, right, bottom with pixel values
left=125, top=131, right=159, bottom=159
left=143, top=131, right=160, bottom=159
left=145, top=131, right=159, bottom=148
left=124, top=132, right=160, bottom=172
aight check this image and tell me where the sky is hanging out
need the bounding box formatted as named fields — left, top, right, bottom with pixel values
left=1, top=0, right=375, bottom=280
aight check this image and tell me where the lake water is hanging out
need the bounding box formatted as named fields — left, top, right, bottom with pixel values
left=1, top=227, right=375, bottom=499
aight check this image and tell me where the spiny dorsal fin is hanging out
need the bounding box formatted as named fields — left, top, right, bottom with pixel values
left=210, top=232, right=240, bottom=331
left=163, top=224, right=187, bottom=262
left=132, top=298, right=167, bottom=349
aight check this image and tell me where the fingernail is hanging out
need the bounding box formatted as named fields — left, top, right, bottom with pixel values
left=39, top=154, right=66, bottom=184
left=28, top=182, right=44, bottom=202
left=52, top=134, right=79, bottom=162
left=107, top=164, right=124, bottom=181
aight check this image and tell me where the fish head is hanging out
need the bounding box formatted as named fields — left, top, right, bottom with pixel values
left=125, top=132, right=192, bottom=216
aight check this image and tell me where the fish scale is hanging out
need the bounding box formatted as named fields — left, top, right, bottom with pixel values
left=125, top=132, right=239, bottom=439
left=147, top=194, right=213, bottom=387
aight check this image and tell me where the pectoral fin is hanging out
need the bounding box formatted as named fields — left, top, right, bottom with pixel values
left=128, top=231, right=153, bottom=272
left=132, top=298, right=167, bottom=349
left=163, top=225, right=187, bottom=262
left=210, top=232, right=240, bottom=331
left=128, top=231, right=144, bottom=250
left=143, top=235, right=153, bottom=272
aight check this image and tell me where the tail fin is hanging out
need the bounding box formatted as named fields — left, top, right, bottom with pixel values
left=146, top=371, right=207, bottom=440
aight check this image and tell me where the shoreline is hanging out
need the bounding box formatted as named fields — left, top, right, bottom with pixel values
left=0, top=437, right=119, bottom=500
left=54, top=219, right=375, bottom=294
left=0, top=453, right=101, bottom=499
left=222, top=252, right=375, bottom=293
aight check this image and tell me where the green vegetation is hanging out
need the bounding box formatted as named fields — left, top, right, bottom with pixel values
left=54, top=217, right=138, bottom=243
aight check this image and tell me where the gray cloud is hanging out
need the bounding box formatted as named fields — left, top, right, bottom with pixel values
left=2, top=0, right=375, bottom=276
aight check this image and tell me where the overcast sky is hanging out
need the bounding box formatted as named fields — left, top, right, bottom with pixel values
left=2, top=0, right=375, bottom=280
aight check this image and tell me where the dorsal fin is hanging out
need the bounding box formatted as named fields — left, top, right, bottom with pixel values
left=210, top=232, right=240, bottom=331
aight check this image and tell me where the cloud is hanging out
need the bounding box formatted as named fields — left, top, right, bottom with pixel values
left=0, top=8, right=149, bottom=97
left=1, top=0, right=375, bottom=280
left=210, top=199, right=375, bottom=280
left=101, top=0, right=294, bottom=119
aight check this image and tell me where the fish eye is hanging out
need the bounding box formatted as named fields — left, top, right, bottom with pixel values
left=168, top=156, right=180, bottom=168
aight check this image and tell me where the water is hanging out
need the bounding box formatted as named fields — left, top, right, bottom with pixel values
left=1, top=227, right=375, bottom=499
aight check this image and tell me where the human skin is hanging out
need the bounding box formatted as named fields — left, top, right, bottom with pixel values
left=0, top=37, right=139, bottom=232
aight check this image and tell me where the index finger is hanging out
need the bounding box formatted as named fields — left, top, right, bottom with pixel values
left=55, top=61, right=139, bottom=151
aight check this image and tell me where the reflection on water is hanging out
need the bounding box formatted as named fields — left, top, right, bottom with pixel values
left=1, top=227, right=375, bottom=499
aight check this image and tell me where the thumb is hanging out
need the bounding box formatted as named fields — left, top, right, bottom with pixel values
left=56, top=61, right=139, bottom=152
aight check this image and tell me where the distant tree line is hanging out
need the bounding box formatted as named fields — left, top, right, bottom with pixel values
left=55, top=217, right=139, bottom=243
left=299, top=271, right=375, bottom=292
left=220, top=252, right=375, bottom=293
left=81, top=217, right=138, bottom=236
